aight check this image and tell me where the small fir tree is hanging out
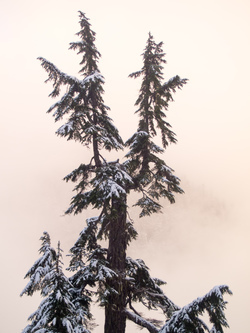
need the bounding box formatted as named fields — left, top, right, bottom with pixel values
left=21, top=234, right=91, bottom=333
left=20, top=232, right=56, bottom=297
left=22, top=11, right=231, bottom=333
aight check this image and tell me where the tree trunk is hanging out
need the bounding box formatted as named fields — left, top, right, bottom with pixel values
left=104, top=196, right=127, bottom=333
left=93, top=133, right=101, bottom=167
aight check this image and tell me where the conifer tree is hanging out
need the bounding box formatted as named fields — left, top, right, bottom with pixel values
left=38, top=11, right=130, bottom=332
left=21, top=11, right=231, bottom=333
left=38, top=11, right=123, bottom=168
left=20, top=232, right=56, bottom=297
left=126, top=32, right=187, bottom=216
left=21, top=233, right=91, bottom=333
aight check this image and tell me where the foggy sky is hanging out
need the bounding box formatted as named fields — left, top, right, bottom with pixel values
left=1, top=0, right=250, bottom=332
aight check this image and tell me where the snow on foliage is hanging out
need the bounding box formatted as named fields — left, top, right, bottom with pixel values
left=56, top=121, right=74, bottom=135
left=21, top=234, right=91, bottom=333
left=97, top=178, right=126, bottom=199
left=159, top=285, right=232, bottom=333
left=20, top=232, right=56, bottom=297
left=83, top=71, right=104, bottom=84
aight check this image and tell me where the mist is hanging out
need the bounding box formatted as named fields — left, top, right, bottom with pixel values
left=1, top=0, right=250, bottom=332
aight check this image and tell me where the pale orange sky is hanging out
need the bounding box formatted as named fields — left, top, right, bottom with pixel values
left=1, top=0, right=250, bottom=332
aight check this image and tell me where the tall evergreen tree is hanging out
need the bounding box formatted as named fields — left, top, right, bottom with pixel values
left=38, top=11, right=130, bottom=332
left=21, top=11, right=231, bottom=333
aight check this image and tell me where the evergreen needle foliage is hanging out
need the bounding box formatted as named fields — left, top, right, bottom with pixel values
left=21, top=233, right=91, bottom=333
left=21, top=11, right=231, bottom=333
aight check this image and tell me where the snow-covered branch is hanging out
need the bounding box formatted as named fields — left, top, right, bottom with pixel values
left=159, top=285, right=232, bottom=333
left=124, top=309, right=158, bottom=333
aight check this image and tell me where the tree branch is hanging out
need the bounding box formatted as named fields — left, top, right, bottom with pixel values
left=124, top=309, right=158, bottom=333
